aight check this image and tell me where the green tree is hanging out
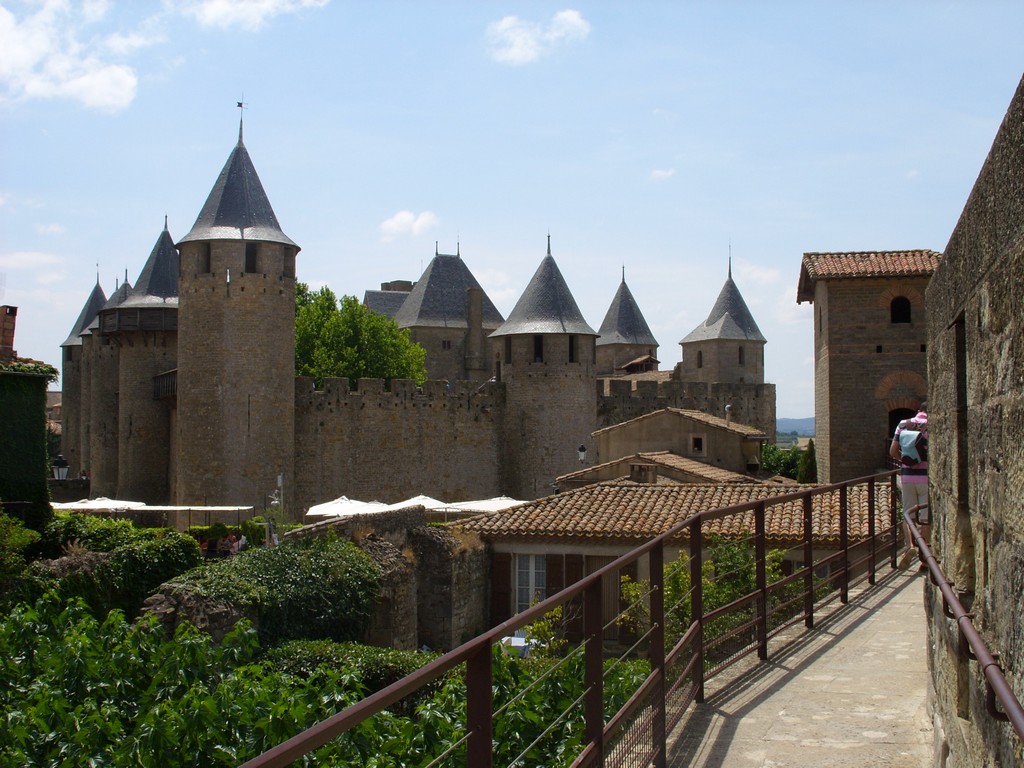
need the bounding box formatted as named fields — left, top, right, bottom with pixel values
left=797, top=439, right=818, bottom=483
left=760, top=442, right=801, bottom=479
left=295, top=283, right=427, bottom=387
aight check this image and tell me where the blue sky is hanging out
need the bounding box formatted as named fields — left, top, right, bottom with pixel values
left=1, top=1, right=1021, bottom=418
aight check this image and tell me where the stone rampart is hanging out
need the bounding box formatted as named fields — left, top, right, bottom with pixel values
left=925, top=74, right=1024, bottom=767
left=597, top=378, right=776, bottom=442
left=293, top=377, right=505, bottom=513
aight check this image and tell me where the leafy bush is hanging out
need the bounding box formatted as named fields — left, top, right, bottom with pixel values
left=0, top=512, right=39, bottom=594
left=168, top=535, right=381, bottom=646
left=34, top=511, right=144, bottom=558
left=11, top=528, right=203, bottom=617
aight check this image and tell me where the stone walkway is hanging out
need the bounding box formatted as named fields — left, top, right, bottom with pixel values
left=666, top=567, right=933, bottom=767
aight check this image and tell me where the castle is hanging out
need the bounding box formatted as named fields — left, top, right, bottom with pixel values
left=60, top=120, right=776, bottom=515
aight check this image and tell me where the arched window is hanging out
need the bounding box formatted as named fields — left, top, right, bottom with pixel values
left=890, top=296, right=912, bottom=324
left=697, top=350, right=703, bottom=368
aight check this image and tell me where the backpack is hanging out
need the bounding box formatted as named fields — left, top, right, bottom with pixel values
left=898, top=425, right=928, bottom=465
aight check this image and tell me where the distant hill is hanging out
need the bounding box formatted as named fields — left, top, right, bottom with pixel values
left=777, top=417, right=815, bottom=436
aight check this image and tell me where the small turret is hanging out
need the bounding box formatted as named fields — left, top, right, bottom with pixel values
left=596, top=271, right=659, bottom=375
left=678, top=260, right=765, bottom=384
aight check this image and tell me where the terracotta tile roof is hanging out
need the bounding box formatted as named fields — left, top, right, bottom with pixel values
left=797, top=250, right=941, bottom=302
left=457, top=482, right=893, bottom=545
left=592, top=407, right=766, bottom=440
left=636, top=452, right=752, bottom=483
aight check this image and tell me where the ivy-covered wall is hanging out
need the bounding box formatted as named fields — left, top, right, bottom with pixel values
left=0, top=365, right=56, bottom=532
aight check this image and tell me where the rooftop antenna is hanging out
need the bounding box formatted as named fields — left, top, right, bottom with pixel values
left=237, top=97, right=247, bottom=141
left=164, top=214, right=168, bottom=231
left=546, top=232, right=551, bottom=256
left=435, top=240, right=439, bottom=256
left=622, top=264, right=625, bottom=282
left=728, top=240, right=732, bottom=279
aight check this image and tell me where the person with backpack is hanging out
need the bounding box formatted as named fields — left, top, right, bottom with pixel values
left=889, top=403, right=929, bottom=542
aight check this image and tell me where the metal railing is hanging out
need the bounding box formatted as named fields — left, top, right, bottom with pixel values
left=241, top=472, right=902, bottom=768
left=904, top=505, right=1024, bottom=744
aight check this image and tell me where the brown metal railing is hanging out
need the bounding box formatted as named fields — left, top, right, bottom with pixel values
left=241, top=472, right=902, bottom=768
left=904, top=505, right=1024, bottom=743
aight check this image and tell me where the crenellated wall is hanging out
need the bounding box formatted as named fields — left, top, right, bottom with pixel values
left=293, top=376, right=505, bottom=512
left=596, top=378, right=776, bottom=443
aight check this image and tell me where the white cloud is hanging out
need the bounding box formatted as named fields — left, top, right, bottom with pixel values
left=34, top=223, right=66, bottom=235
left=650, top=168, right=675, bottom=182
left=0, top=251, right=64, bottom=270
left=0, top=0, right=144, bottom=112
left=175, top=0, right=330, bottom=32
left=379, top=210, right=439, bottom=242
left=486, top=9, right=590, bottom=65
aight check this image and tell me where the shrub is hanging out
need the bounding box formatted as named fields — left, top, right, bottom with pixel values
left=0, top=512, right=39, bottom=595
left=12, top=529, right=203, bottom=617
left=168, top=535, right=381, bottom=646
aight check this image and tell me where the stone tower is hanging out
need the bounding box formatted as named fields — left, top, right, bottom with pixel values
left=595, top=273, right=659, bottom=375
left=175, top=121, right=299, bottom=508
left=491, top=238, right=598, bottom=499
left=86, top=279, right=132, bottom=498
left=61, top=280, right=106, bottom=477
left=393, top=246, right=504, bottom=382
left=797, top=250, right=938, bottom=483
left=678, top=261, right=765, bottom=385
left=97, top=222, right=179, bottom=504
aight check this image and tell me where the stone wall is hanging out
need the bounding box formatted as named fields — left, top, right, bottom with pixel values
left=175, top=240, right=296, bottom=510
left=925, top=74, right=1024, bottom=767
left=293, top=377, right=504, bottom=512
left=597, top=377, right=776, bottom=443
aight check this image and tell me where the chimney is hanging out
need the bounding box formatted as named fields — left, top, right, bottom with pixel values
left=725, top=403, right=733, bottom=424
left=464, top=286, right=484, bottom=374
left=629, top=463, right=658, bottom=484
left=0, top=306, right=17, bottom=361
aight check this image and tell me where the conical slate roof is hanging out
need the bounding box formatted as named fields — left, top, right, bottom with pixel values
left=597, top=277, right=658, bottom=347
left=178, top=125, right=297, bottom=248
left=121, top=222, right=179, bottom=308
left=393, top=252, right=504, bottom=330
left=490, top=241, right=597, bottom=338
left=62, top=280, right=107, bottom=346
left=680, top=265, right=765, bottom=344
left=100, top=280, right=133, bottom=312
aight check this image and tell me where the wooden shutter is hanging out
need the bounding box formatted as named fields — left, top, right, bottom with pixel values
left=491, top=552, right=512, bottom=626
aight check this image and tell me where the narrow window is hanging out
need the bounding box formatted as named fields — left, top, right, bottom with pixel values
left=516, top=555, right=546, bottom=613
left=697, top=350, right=703, bottom=368
left=692, top=436, right=704, bottom=454
left=876, top=345, right=883, bottom=354
left=738, top=346, right=745, bottom=365
left=441, top=339, right=452, bottom=350
left=245, top=243, right=258, bottom=274
left=568, top=335, right=577, bottom=363
left=198, top=243, right=211, bottom=274
left=533, top=335, right=544, bottom=363
left=504, top=336, right=512, bottom=363
left=890, top=296, right=912, bottom=324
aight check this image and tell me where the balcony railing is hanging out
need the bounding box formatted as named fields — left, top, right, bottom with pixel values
left=238, top=471, right=914, bottom=768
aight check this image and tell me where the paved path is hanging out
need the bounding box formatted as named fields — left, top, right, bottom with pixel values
left=666, top=568, right=933, bottom=767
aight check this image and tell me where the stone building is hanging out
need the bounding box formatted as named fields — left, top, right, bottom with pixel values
left=61, top=122, right=778, bottom=513
left=925, top=73, right=1024, bottom=767
left=797, top=249, right=940, bottom=482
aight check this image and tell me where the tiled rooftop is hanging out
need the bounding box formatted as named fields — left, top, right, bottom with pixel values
left=557, top=451, right=754, bottom=486
left=457, top=482, right=893, bottom=545
left=797, top=250, right=941, bottom=302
